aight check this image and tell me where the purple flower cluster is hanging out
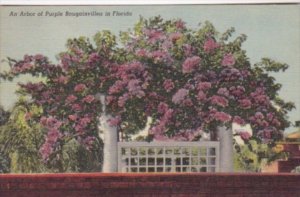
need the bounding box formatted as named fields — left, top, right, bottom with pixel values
left=220, top=68, right=242, bottom=81
left=250, top=87, right=270, bottom=106
left=39, top=117, right=62, bottom=161
left=127, top=79, right=145, bottom=98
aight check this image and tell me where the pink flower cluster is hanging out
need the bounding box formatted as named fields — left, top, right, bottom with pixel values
left=40, top=116, right=62, bottom=129
left=68, top=114, right=78, bottom=121
left=82, top=95, right=95, bottom=104
left=163, top=79, right=175, bottom=92
left=197, top=91, right=207, bottom=101
left=144, top=29, right=165, bottom=44
left=183, top=44, right=193, bottom=57
left=118, top=94, right=129, bottom=107
left=214, top=111, right=232, bottom=122
left=266, top=113, right=281, bottom=127
left=108, top=116, right=122, bottom=126
left=158, top=102, right=169, bottom=114
left=182, top=56, right=201, bottom=74
left=239, top=131, right=251, bottom=141
left=150, top=109, right=174, bottom=136
left=210, top=95, right=229, bottom=107
left=127, top=79, right=145, bottom=98
left=88, top=52, right=100, bottom=63
left=53, top=76, right=68, bottom=84
left=233, top=116, right=245, bottom=125
left=229, top=86, right=245, bottom=97
left=66, top=95, right=77, bottom=103
left=109, top=80, right=126, bottom=94
left=136, top=49, right=148, bottom=57
left=172, top=88, right=189, bottom=104
left=239, top=99, right=251, bottom=109
left=12, top=63, right=34, bottom=74
left=39, top=117, right=63, bottom=161
left=250, top=88, right=270, bottom=106
left=249, top=112, right=270, bottom=128
left=203, top=38, right=219, bottom=53
left=72, top=116, right=92, bottom=134
left=39, top=129, right=60, bottom=161
left=71, top=103, right=82, bottom=112
left=74, top=84, right=87, bottom=92
left=217, top=87, right=230, bottom=97
left=221, top=53, right=235, bottom=66
left=79, top=116, right=92, bottom=128
left=197, top=82, right=212, bottom=91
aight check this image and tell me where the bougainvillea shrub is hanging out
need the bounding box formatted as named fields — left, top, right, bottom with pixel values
left=1, top=17, right=294, bottom=164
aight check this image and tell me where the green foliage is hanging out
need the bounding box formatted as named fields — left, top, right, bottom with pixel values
left=233, top=139, right=286, bottom=172
left=0, top=97, right=46, bottom=173
left=94, top=30, right=117, bottom=53
left=0, top=153, right=10, bottom=173
left=45, top=138, right=103, bottom=173
left=0, top=105, right=10, bottom=126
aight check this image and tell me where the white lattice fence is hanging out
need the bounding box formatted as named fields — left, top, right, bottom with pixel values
left=118, top=141, right=220, bottom=173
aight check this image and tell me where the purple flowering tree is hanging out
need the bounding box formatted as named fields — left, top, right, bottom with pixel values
left=115, top=17, right=294, bottom=143
left=1, top=17, right=294, bottom=171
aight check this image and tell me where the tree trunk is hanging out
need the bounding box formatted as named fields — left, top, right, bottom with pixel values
left=98, top=94, right=118, bottom=172
left=217, top=126, right=233, bottom=172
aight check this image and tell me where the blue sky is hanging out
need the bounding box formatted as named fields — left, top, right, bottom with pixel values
left=0, top=5, right=299, bottom=132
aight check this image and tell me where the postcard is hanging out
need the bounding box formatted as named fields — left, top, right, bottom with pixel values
left=0, top=4, right=299, bottom=175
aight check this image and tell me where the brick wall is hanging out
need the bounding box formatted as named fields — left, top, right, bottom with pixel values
left=0, top=173, right=299, bottom=197
left=278, top=159, right=300, bottom=172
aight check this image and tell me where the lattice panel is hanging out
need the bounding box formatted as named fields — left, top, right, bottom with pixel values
left=118, top=142, right=219, bottom=173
